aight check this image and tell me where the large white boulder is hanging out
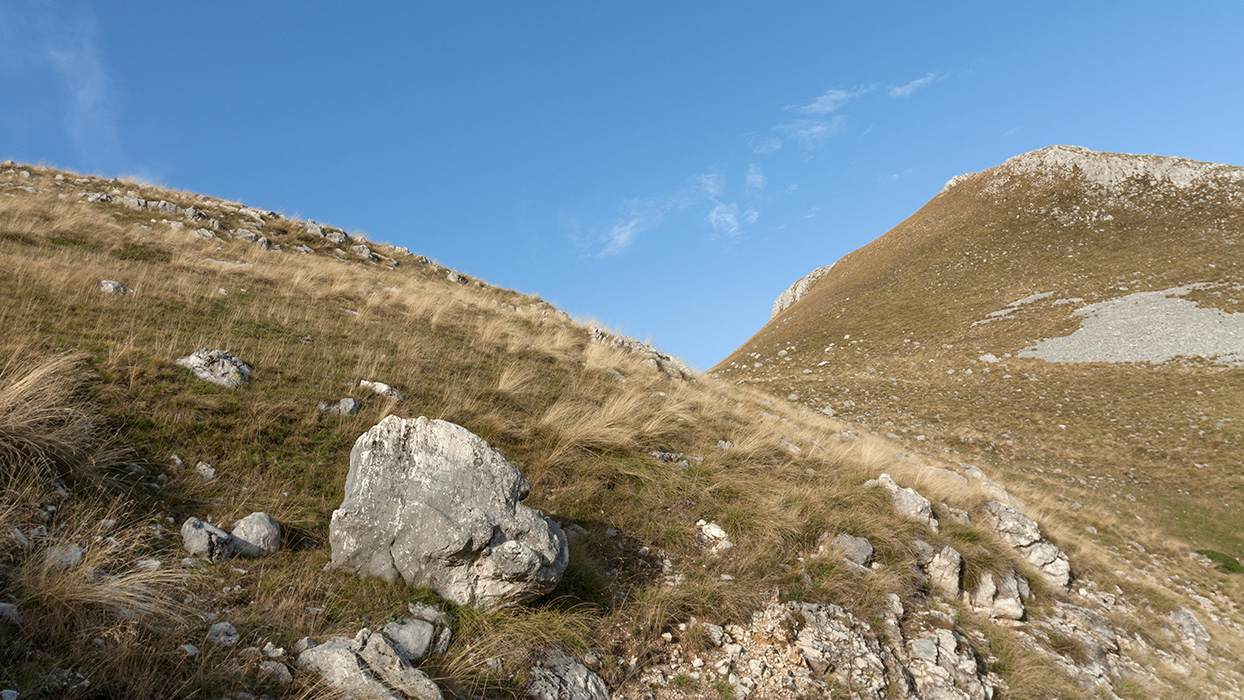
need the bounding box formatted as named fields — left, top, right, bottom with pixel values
left=328, top=416, right=568, bottom=609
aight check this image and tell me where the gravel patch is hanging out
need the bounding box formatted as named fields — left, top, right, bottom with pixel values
left=1019, top=284, right=1244, bottom=366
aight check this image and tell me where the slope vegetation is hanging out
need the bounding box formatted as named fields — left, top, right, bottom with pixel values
left=0, top=159, right=1240, bottom=699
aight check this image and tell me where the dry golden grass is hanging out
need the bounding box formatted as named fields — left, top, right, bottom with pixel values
left=3, top=164, right=1231, bottom=697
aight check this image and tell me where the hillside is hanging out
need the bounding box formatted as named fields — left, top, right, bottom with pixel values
left=1, top=159, right=1242, bottom=699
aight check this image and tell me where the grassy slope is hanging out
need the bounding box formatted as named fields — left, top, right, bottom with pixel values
left=715, top=150, right=1244, bottom=598
left=0, top=164, right=1120, bottom=699
left=5, top=160, right=1243, bottom=698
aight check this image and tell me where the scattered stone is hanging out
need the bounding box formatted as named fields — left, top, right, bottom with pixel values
left=231, top=512, right=281, bottom=557
left=0, top=602, right=22, bottom=625
left=383, top=618, right=435, bottom=662
left=358, top=380, right=404, bottom=402
left=697, top=520, right=734, bottom=555
left=527, top=648, right=610, bottom=700
left=175, top=349, right=253, bottom=389
left=0, top=690, right=15, bottom=700
left=328, top=416, right=569, bottom=609
left=181, top=517, right=235, bottom=561
left=877, top=474, right=939, bottom=532
left=99, top=280, right=132, bottom=295
left=44, top=544, right=84, bottom=570
left=207, top=621, right=239, bottom=647
left=195, top=461, right=217, bottom=481
left=179, top=643, right=198, bottom=657
left=134, top=558, right=162, bottom=571
left=587, top=326, right=694, bottom=382
left=824, top=533, right=873, bottom=567
left=325, top=230, right=349, bottom=245
left=260, top=660, right=292, bottom=684
left=319, top=398, right=362, bottom=415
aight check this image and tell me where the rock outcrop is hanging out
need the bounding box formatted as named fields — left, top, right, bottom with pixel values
left=771, top=263, right=836, bottom=319
left=587, top=326, right=694, bottom=381
left=877, top=474, right=939, bottom=532
left=296, top=628, right=442, bottom=700
left=983, top=501, right=1071, bottom=588
left=327, top=416, right=568, bottom=609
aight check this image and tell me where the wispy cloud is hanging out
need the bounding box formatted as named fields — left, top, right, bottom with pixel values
left=707, top=202, right=740, bottom=237
left=1003, top=126, right=1020, bottom=137
left=885, top=168, right=913, bottom=183
left=888, top=72, right=944, bottom=98
left=745, top=164, right=766, bottom=193
left=751, top=136, right=781, bottom=154
left=794, top=85, right=873, bottom=115
left=0, top=3, right=123, bottom=168
left=697, top=172, right=723, bottom=199
left=743, top=208, right=759, bottom=225
left=776, top=115, right=846, bottom=149
left=596, top=196, right=668, bottom=257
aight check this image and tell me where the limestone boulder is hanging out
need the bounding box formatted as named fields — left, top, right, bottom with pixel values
left=328, top=416, right=569, bottom=609
left=983, top=501, right=1071, bottom=588
left=175, top=349, right=252, bottom=389
left=231, top=512, right=281, bottom=557
left=181, top=517, right=235, bottom=561
left=527, top=649, right=610, bottom=700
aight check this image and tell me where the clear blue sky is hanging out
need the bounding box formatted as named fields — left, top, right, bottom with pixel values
left=3, top=2, right=1243, bottom=369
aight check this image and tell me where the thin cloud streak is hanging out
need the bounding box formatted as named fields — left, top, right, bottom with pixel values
left=794, top=85, right=873, bottom=114
left=889, top=72, right=944, bottom=97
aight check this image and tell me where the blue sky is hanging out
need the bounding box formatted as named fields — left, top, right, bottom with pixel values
left=3, top=2, right=1244, bottom=369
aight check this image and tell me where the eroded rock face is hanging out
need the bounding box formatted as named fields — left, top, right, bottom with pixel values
left=175, top=349, right=253, bottom=389
left=983, top=501, right=1071, bottom=588
left=328, top=416, right=568, bottom=609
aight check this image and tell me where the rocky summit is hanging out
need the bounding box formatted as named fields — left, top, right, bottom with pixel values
left=1, top=155, right=1243, bottom=700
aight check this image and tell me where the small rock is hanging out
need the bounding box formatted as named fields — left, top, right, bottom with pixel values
left=319, top=398, right=362, bottom=415
left=175, top=349, right=253, bottom=389
left=383, top=618, right=435, bottom=662
left=195, top=462, right=217, bottom=481
left=262, top=641, right=286, bottom=658
left=231, top=512, right=281, bottom=557
left=0, top=602, right=22, bottom=625
left=181, top=517, right=235, bottom=561
left=260, top=661, right=292, bottom=684
left=358, top=380, right=404, bottom=402
left=44, top=544, right=84, bottom=570
left=207, top=621, right=239, bottom=647
left=179, top=643, right=198, bottom=657
left=0, top=691, right=15, bottom=700
left=99, top=280, right=132, bottom=295
left=134, top=559, right=162, bottom=571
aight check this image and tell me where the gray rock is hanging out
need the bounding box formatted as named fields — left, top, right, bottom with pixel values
left=407, top=603, right=445, bottom=626
left=926, top=546, right=963, bottom=597
left=877, top=474, right=938, bottom=532
left=179, top=643, right=198, bottom=657
left=527, top=648, right=610, bottom=700
left=968, top=571, right=1025, bottom=620
left=328, top=416, right=569, bottom=609
left=190, top=227, right=216, bottom=239
left=0, top=602, right=22, bottom=625
left=296, top=636, right=402, bottom=700
left=1171, top=607, right=1210, bottom=659
left=357, top=630, right=444, bottom=700
left=2, top=691, right=17, bottom=700
left=830, top=533, right=873, bottom=566
left=99, top=279, right=132, bottom=295
left=319, top=398, right=362, bottom=415
left=307, top=222, right=324, bottom=237
left=175, top=349, right=253, bottom=389
left=195, top=461, right=217, bottom=481
left=326, top=230, right=349, bottom=245
left=358, top=380, right=404, bottom=402
left=122, top=195, right=145, bottom=209
left=352, top=244, right=378, bottom=262
left=231, top=512, right=281, bottom=557
left=181, top=517, right=235, bottom=561
left=260, top=660, right=292, bottom=684
left=207, top=621, right=239, bottom=647
left=983, top=501, right=1071, bottom=588
left=44, top=543, right=84, bottom=570
left=383, top=618, right=435, bottom=662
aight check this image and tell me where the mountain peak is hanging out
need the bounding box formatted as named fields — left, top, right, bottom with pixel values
left=942, top=144, right=1244, bottom=194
